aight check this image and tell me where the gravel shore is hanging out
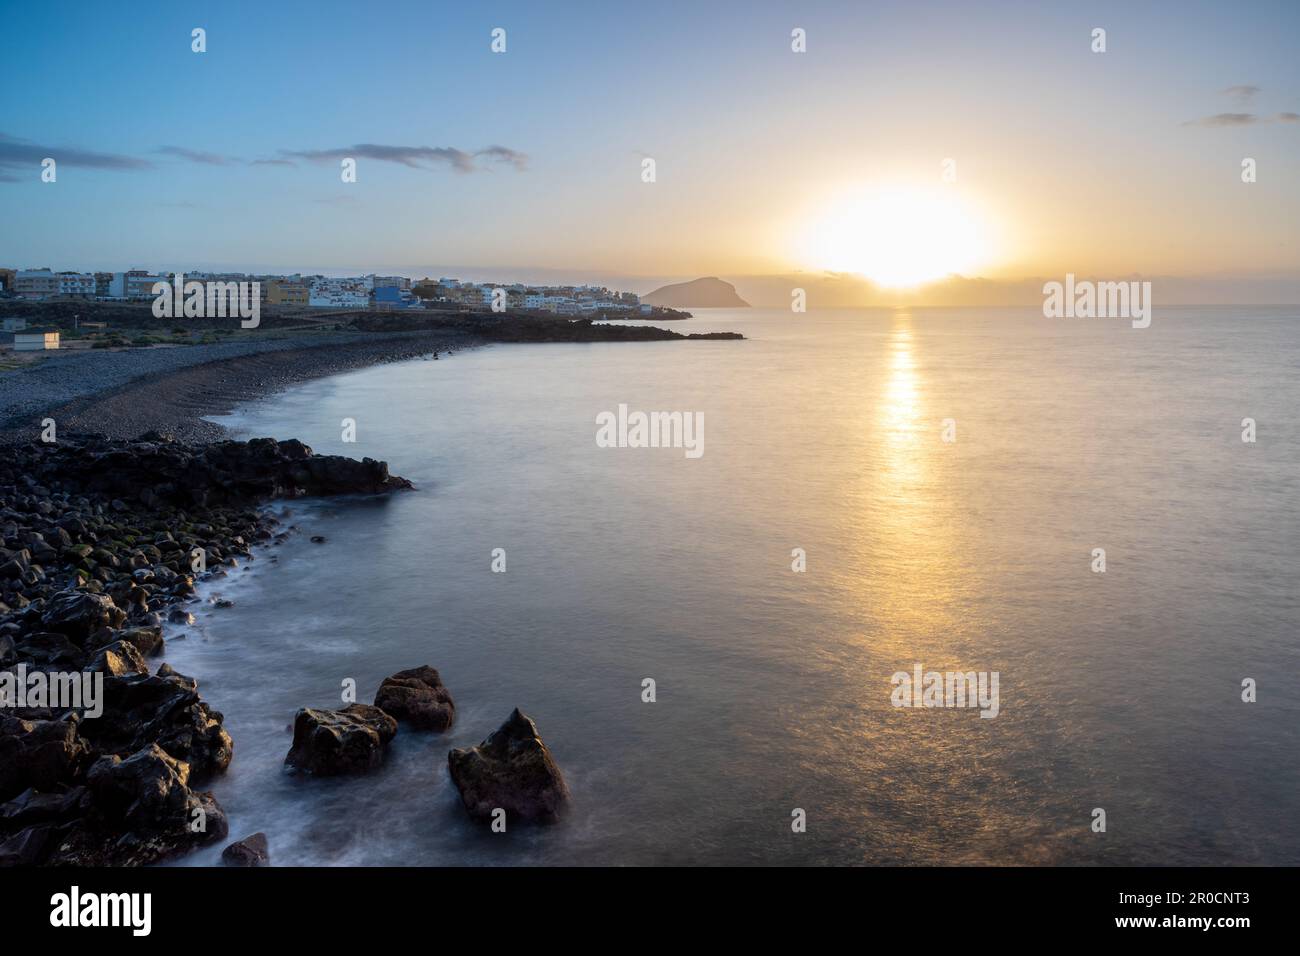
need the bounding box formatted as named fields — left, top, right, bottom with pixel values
left=0, top=330, right=482, bottom=443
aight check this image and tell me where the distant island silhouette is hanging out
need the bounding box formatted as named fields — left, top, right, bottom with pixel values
left=643, top=276, right=750, bottom=308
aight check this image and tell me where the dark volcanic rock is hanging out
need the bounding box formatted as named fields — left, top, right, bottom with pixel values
left=448, top=708, right=570, bottom=825
left=0, top=715, right=91, bottom=801
left=117, top=625, right=164, bottom=657
left=284, top=704, right=398, bottom=776
left=73, top=743, right=228, bottom=865
left=0, top=824, right=55, bottom=866
left=41, top=590, right=126, bottom=643
left=221, top=831, right=269, bottom=867
left=87, top=639, right=149, bottom=678
left=81, top=669, right=232, bottom=781
left=374, top=665, right=455, bottom=731
left=0, top=435, right=414, bottom=864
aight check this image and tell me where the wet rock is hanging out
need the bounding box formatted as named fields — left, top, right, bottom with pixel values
left=374, top=665, right=455, bottom=731
left=284, top=704, right=397, bottom=776
left=40, top=590, right=126, bottom=643
left=0, top=785, right=89, bottom=829
left=448, top=708, right=570, bottom=825
left=87, top=640, right=149, bottom=678
left=0, top=824, right=54, bottom=866
left=82, top=670, right=232, bottom=781
left=13, top=631, right=84, bottom=668
left=80, top=744, right=228, bottom=865
left=0, top=715, right=92, bottom=801
left=221, top=831, right=269, bottom=867
left=117, top=625, right=164, bottom=657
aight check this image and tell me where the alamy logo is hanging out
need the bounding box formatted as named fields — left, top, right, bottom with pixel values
left=1042, top=273, right=1151, bottom=328
left=50, top=886, right=151, bottom=936
left=1, top=665, right=103, bottom=718
left=152, top=273, right=261, bottom=328
left=596, top=403, right=704, bottom=459
left=891, top=664, right=1000, bottom=718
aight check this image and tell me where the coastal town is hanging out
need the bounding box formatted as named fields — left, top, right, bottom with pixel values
left=0, top=267, right=652, bottom=314
left=0, top=267, right=680, bottom=353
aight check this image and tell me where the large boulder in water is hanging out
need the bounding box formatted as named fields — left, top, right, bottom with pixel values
left=374, top=665, right=455, bottom=731
left=221, top=831, right=270, bottom=867
left=284, top=704, right=397, bottom=776
left=448, top=708, right=570, bottom=825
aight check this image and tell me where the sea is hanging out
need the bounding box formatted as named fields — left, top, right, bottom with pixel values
left=165, top=306, right=1300, bottom=866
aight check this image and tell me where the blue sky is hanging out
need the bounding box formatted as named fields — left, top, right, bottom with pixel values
left=2, top=0, right=1297, bottom=288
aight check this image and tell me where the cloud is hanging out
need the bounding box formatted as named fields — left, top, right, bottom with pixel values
left=1182, top=113, right=1260, bottom=127
left=0, top=132, right=153, bottom=172
left=280, top=142, right=527, bottom=173
left=251, top=158, right=297, bottom=167
left=156, top=146, right=237, bottom=166
left=1221, top=85, right=1261, bottom=103
left=1182, top=111, right=1300, bottom=128
left=475, top=145, right=528, bottom=170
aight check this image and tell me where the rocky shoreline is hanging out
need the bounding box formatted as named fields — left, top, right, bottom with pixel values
left=0, top=310, right=729, bottom=865
left=0, top=434, right=414, bottom=865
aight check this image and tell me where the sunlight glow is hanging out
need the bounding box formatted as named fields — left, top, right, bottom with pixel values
left=800, top=186, right=995, bottom=288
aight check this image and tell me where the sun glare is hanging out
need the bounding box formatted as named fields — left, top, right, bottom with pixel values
left=800, top=186, right=994, bottom=288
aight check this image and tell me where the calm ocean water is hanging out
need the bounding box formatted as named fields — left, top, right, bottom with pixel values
left=167, top=307, right=1300, bottom=866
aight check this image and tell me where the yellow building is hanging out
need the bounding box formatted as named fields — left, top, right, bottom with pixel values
left=266, top=279, right=310, bottom=305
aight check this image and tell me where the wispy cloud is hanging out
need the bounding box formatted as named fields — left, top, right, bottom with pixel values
left=1182, top=112, right=1260, bottom=127
left=0, top=133, right=525, bottom=183
left=1221, top=84, right=1261, bottom=104
left=475, top=145, right=528, bottom=171
left=156, top=146, right=237, bottom=166
left=1182, top=111, right=1300, bottom=128
left=281, top=142, right=527, bottom=173
left=0, top=132, right=153, bottom=173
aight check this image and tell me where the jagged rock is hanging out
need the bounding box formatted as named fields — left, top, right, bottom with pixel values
left=0, top=715, right=92, bottom=801
left=374, top=665, right=455, bottom=731
left=221, top=831, right=269, bottom=867
left=448, top=709, right=570, bottom=825
left=0, top=824, right=55, bottom=866
left=81, top=670, right=232, bottom=781
left=40, top=590, right=126, bottom=643
left=87, top=640, right=149, bottom=678
left=80, top=744, right=227, bottom=865
left=13, top=632, right=84, bottom=668
left=117, top=625, right=164, bottom=657
left=284, top=704, right=397, bottom=776
left=0, top=786, right=89, bottom=829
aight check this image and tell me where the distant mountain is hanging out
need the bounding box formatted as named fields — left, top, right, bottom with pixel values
left=643, top=276, right=750, bottom=308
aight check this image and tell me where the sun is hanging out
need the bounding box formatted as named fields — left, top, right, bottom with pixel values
left=798, top=185, right=995, bottom=288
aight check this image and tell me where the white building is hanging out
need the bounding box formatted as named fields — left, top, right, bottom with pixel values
left=14, top=331, right=60, bottom=351
left=123, top=271, right=167, bottom=300
left=56, top=272, right=96, bottom=296
left=14, top=270, right=59, bottom=299
left=308, top=277, right=370, bottom=308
